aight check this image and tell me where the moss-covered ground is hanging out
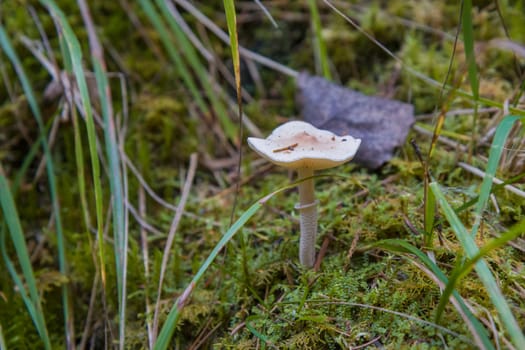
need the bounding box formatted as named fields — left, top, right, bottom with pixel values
left=0, top=1, right=524, bottom=349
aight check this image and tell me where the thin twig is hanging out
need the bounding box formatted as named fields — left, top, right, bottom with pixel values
left=333, top=1, right=455, bottom=40
left=316, top=294, right=475, bottom=346
left=19, top=35, right=105, bottom=127
left=225, top=97, right=262, bottom=137
left=174, top=0, right=298, bottom=78
left=79, top=272, right=99, bottom=350
left=245, top=57, right=265, bottom=97
left=125, top=199, right=164, bottom=237
left=213, top=60, right=255, bottom=103
left=253, top=0, right=279, bottom=28
left=138, top=186, right=154, bottom=349
left=415, top=107, right=500, bottom=121
left=351, top=336, right=382, bottom=350
left=413, top=124, right=468, bottom=152
left=122, top=136, right=131, bottom=348
left=152, top=153, right=199, bottom=342
left=458, top=162, right=525, bottom=198
left=164, top=0, right=213, bottom=62
left=123, top=151, right=222, bottom=227
left=122, top=153, right=179, bottom=212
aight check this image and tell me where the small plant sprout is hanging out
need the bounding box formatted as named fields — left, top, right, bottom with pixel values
left=248, top=121, right=361, bottom=267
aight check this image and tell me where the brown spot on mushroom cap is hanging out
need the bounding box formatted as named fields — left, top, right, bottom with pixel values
left=248, top=121, right=361, bottom=170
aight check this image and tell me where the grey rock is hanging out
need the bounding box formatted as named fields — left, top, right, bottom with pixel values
left=296, top=72, right=415, bottom=169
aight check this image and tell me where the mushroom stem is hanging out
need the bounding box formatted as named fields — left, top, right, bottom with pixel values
left=296, top=167, right=318, bottom=267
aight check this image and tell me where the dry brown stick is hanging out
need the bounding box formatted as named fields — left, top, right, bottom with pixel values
left=152, top=153, right=199, bottom=342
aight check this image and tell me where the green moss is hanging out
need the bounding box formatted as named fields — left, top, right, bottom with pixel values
left=1, top=0, right=524, bottom=348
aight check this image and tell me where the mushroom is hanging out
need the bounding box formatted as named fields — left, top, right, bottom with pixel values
left=248, top=121, right=361, bottom=267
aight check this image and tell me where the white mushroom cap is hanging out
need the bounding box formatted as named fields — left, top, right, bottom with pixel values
left=247, top=121, right=361, bottom=170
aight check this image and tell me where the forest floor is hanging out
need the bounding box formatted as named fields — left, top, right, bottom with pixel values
left=0, top=1, right=524, bottom=349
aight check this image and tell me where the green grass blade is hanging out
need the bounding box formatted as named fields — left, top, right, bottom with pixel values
left=221, top=0, right=243, bottom=224
left=71, top=106, right=92, bottom=232
left=365, top=239, right=494, bottom=350
left=158, top=0, right=237, bottom=143
left=0, top=24, right=69, bottom=345
left=0, top=323, right=6, bottom=350
left=245, top=315, right=272, bottom=345
left=0, top=176, right=51, bottom=349
left=435, top=114, right=524, bottom=321
left=79, top=0, right=128, bottom=327
left=41, top=0, right=107, bottom=287
left=423, top=177, right=436, bottom=246
left=137, top=0, right=236, bottom=141
left=93, top=59, right=127, bottom=345
left=422, top=108, right=446, bottom=247
left=0, top=231, right=45, bottom=348
left=470, top=115, right=523, bottom=238
left=324, top=1, right=525, bottom=117
left=54, top=8, right=94, bottom=249
left=223, top=0, right=241, bottom=97
left=307, top=0, right=331, bottom=79
left=56, top=0, right=93, bottom=249
left=154, top=183, right=298, bottom=350
left=137, top=0, right=203, bottom=112
left=461, top=0, right=479, bottom=100
left=430, top=182, right=525, bottom=349
left=435, top=217, right=525, bottom=324
left=154, top=200, right=264, bottom=349
left=452, top=172, right=525, bottom=214
left=460, top=0, right=480, bottom=157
